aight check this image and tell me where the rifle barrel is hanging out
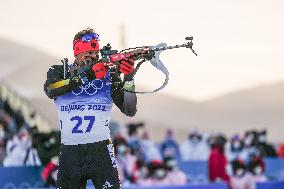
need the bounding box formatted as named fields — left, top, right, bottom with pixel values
left=150, top=42, right=197, bottom=56
left=151, top=43, right=190, bottom=51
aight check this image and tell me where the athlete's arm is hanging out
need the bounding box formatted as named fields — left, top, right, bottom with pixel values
left=44, top=62, right=108, bottom=99
left=44, top=65, right=82, bottom=99
left=110, top=74, right=137, bottom=117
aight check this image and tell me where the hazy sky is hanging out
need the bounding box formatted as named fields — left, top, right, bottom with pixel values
left=0, top=0, right=283, bottom=101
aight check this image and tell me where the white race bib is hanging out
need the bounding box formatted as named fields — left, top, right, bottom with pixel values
left=55, top=78, right=113, bottom=145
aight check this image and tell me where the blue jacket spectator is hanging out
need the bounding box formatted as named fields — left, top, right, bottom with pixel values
left=160, top=129, right=180, bottom=160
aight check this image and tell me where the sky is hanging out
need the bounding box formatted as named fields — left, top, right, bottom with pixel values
left=0, top=0, right=283, bottom=101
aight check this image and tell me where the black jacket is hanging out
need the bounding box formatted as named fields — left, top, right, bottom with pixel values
left=44, top=65, right=137, bottom=117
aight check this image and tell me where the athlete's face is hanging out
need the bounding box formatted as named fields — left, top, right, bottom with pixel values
left=75, top=50, right=99, bottom=67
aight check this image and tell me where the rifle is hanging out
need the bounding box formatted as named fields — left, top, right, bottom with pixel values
left=100, top=37, right=197, bottom=93
left=100, top=36, right=196, bottom=63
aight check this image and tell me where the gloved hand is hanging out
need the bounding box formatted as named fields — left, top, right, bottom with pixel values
left=91, top=62, right=108, bottom=79
left=79, top=62, right=108, bottom=81
left=119, top=58, right=134, bottom=76
left=69, top=75, right=83, bottom=87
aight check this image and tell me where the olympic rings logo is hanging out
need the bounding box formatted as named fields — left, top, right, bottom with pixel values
left=72, top=79, right=110, bottom=96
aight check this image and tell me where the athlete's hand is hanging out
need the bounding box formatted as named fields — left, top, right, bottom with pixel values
left=69, top=75, right=84, bottom=86
left=77, top=62, right=108, bottom=81
left=91, top=62, right=108, bottom=79
left=119, top=58, right=134, bottom=76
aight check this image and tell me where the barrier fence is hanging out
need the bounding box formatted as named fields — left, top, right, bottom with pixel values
left=178, top=158, right=284, bottom=182
left=0, top=158, right=284, bottom=188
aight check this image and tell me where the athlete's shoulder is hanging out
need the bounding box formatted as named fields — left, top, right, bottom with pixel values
left=47, top=64, right=64, bottom=74
left=47, top=64, right=64, bottom=81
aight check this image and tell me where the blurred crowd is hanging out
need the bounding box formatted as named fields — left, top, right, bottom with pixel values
left=0, top=98, right=41, bottom=166
left=109, top=123, right=282, bottom=189
left=1, top=98, right=284, bottom=188
left=0, top=98, right=60, bottom=186
left=112, top=123, right=186, bottom=187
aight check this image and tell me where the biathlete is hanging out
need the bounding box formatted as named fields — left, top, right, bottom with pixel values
left=44, top=28, right=137, bottom=189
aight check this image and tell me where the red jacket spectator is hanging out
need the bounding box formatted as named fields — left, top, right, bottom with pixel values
left=41, top=161, right=57, bottom=181
left=209, top=144, right=230, bottom=183
left=41, top=156, right=58, bottom=186
left=278, top=143, right=284, bottom=158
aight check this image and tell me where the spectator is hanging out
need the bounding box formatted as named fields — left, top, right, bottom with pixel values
left=127, top=122, right=144, bottom=157
left=135, top=159, right=149, bottom=182
left=226, top=135, right=247, bottom=162
left=256, top=130, right=277, bottom=157
left=5, top=134, right=20, bottom=156
left=230, top=159, right=254, bottom=189
left=137, top=160, right=171, bottom=186
left=3, top=127, right=41, bottom=166
left=247, top=157, right=267, bottom=183
left=278, top=143, right=284, bottom=158
left=165, top=157, right=187, bottom=185
left=34, top=131, right=60, bottom=166
left=242, top=130, right=259, bottom=163
left=41, top=156, right=59, bottom=187
left=113, top=136, right=138, bottom=185
left=180, top=130, right=210, bottom=161
left=2, top=107, right=17, bottom=134
left=160, top=129, right=180, bottom=160
left=0, top=121, right=8, bottom=162
left=140, top=130, right=162, bottom=162
left=208, top=135, right=230, bottom=183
